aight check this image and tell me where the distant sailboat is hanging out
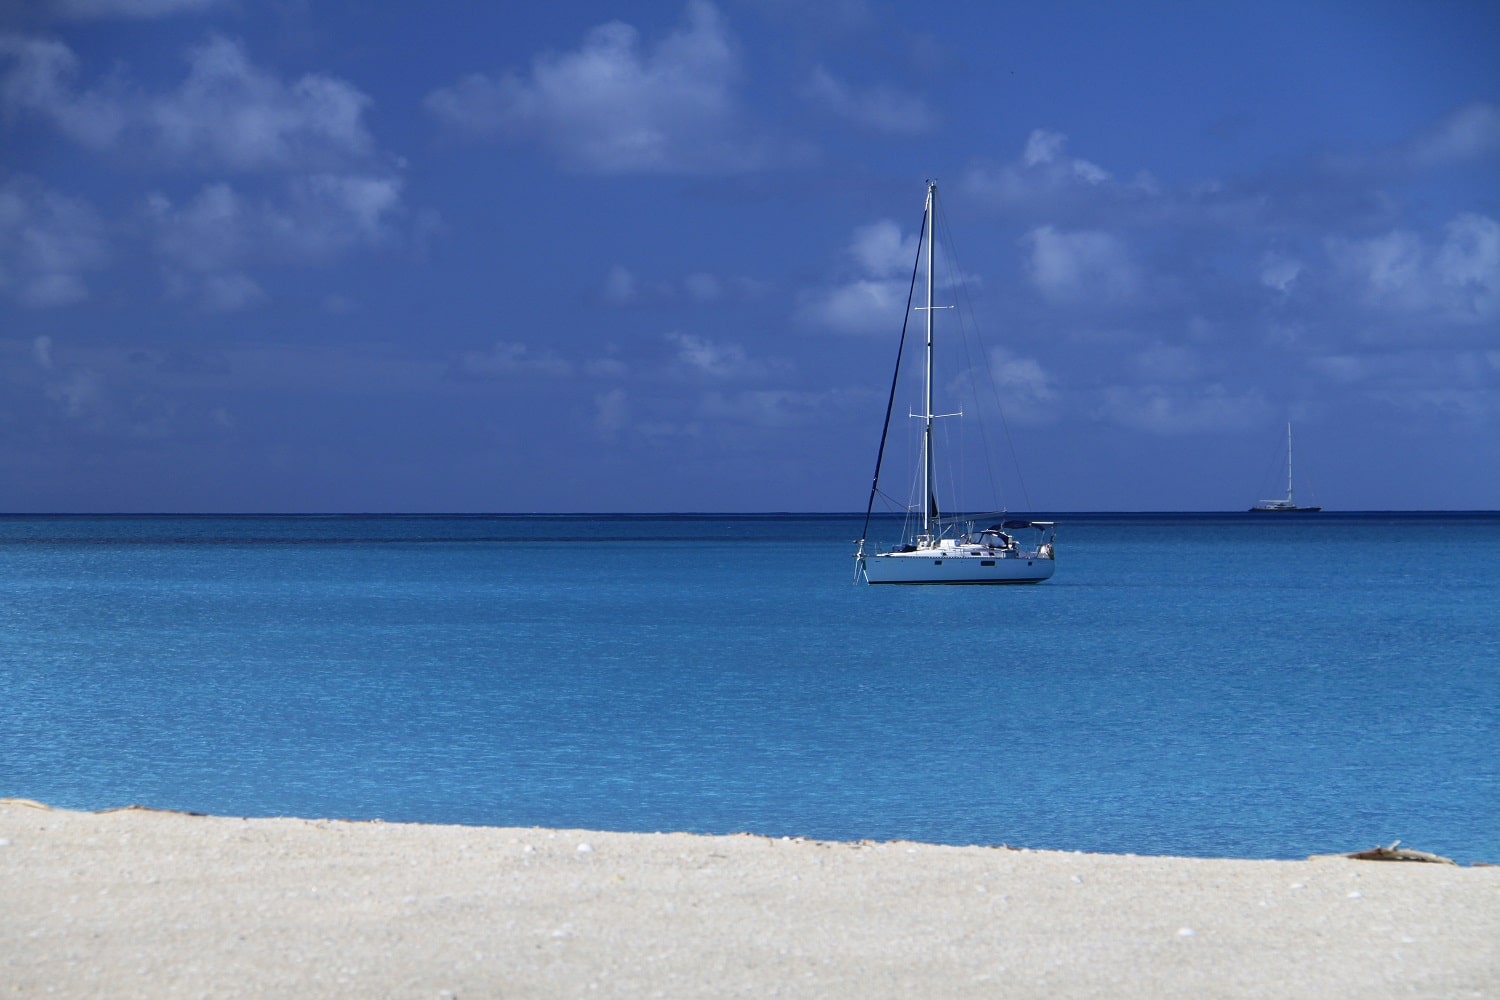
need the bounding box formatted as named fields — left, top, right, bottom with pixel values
left=854, top=181, right=1056, bottom=584
left=1250, top=423, right=1322, bottom=513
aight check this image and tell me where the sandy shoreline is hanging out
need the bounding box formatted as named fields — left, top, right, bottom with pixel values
left=3, top=799, right=1496, bottom=998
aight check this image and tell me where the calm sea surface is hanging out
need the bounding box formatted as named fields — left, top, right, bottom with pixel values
left=3, top=513, right=1496, bottom=862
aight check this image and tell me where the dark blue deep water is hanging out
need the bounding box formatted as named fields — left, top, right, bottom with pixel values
left=2, top=513, right=1496, bottom=862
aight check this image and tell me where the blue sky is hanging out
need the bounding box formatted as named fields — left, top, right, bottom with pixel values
left=2, top=0, right=1496, bottom=512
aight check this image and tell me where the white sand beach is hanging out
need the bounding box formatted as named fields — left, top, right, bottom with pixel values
left=2, top=799, right=1496, bottom=998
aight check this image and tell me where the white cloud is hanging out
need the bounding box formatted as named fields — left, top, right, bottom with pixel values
left=33, top=335, right=54, bottom=368
left=0, top=178, right=108, bottom=307
left=145, top=183, right=246, bottom=272
left=0, top=34, right=407, bottom=310
left=668, top=332, right=758, bottom=378
left=1306, top=348, right=1498, bottom=422
left=797, top=216, right=921, bottom=334
left=984, top=347, right=1056, bottom=423
left=978, top=128, right=1113, bottom=199
left=1260, top=253, right=1301, bottom=295
left=1023, top=129, right=1065, bottom=167
left=423, top=2, right=772, bottom=173
left=1397, top=101, right=1500, bottom=170
left=142, top=176, right=400, bottom=308
left=1327, top=213, right=1499, bottom=323
left=804, top=66, right=935, bottom=136
left=1435, top=213, right=1500, bottom=317
left=0, top=35, right=125, bottom=148
left=796, top=277, right=907, bottom=335
left=1023, top=225, right=1138, bottom=305
left=148, top=35, right=374, bottom=171
left=280, top=174, right=402, bottom=256
left=849, top=219, right=917, bottom=276
left=0, top=33, right=376, bottom=172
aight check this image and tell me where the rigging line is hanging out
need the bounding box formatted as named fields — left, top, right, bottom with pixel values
left=932, top=192, right=1022, bottom=514
left=859, top=199, right=929, bottom=546
left=934, top=188, right=1034, bottom=513
left=931, top=194, right=991, bottom=516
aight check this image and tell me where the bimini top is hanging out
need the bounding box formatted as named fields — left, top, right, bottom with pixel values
left=993, top=520, right=1054, bottom=531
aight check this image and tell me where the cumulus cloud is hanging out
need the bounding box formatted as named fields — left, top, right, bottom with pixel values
left=1022, top=129, right=1109, bottom=182
left=1306, top=348, right=1496, bottom=422
left=144, top=182, right=246, bottom=273
left=281, top=174, right=402, bottom=255
left=964, top=128, right=1116, bottom=211
left=0, top=33, right=376, bottom=172
left=796, top=217, right=921, bottom=334
left=1327, top=213, right=1499, bottom=323
left=1389, top=100, right=1500, bottom=171
left=797, top=277, right=908, bottom=335
left=849, top=219, right=917, bottom=276
left=0, top=36, right=123, bottom=147
left=983, top=347, right=1056, bottom=423
left=142, top=175, right=401, bottom=309
left=804, top=66, right=935, bottom=135
left=0, top=32, right=408, bottom=310
left=1022, top=225, right=1138, bottom=305
left=423, top=1, right=776, bottom=173
left=1260, top=252, right=1301, bottom=295
left=0, top=178, right=108, bottom=307
left=668, top=332, right=760, bottom=378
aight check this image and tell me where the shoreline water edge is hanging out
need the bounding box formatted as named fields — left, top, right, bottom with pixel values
left=3, top=800, right=1496, bottom=998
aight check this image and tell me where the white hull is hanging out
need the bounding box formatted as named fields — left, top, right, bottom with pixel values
left=862, top=546, right=1054, bottom=585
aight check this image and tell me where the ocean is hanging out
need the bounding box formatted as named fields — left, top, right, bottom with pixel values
left=3, top=513, right=1496, bottom=863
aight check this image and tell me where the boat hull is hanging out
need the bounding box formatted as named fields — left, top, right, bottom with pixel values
left=862, top=551, right=1054, bottom=585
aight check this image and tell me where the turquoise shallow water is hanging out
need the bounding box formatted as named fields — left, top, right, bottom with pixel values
left=2, top=513, right=1496, bottom=862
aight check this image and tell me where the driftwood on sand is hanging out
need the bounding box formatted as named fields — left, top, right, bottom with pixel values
left=1310, top=840, right=1459, bottom=865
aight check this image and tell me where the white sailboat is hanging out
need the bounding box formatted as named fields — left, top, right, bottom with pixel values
left=1250, top=423, right=1321, bottom=513
left=854, top=181, right=1056, bottom=585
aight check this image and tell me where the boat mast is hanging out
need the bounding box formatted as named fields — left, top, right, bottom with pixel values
left=921, top=181, right=936, bottom=538
left=1285, top=422, right=1294, bottom=503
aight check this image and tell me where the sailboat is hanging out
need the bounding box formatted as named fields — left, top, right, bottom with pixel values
left=1250, top=423, right=1322, bottom=512
left=854, top=181, right=1056, bottom=585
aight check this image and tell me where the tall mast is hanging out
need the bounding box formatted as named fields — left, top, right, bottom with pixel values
left=921, top=181, right=936, bottom=537
left=1286, top=422, right=1294, bottom=503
